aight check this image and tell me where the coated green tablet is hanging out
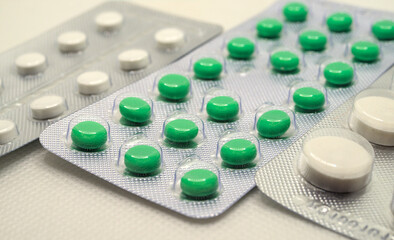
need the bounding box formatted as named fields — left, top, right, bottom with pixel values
left=299, top=30, right=327, bottom=51
left=220, top=139, right=257, bottom=166
left=206, top=96, right=239, bottom=121
left=180, top=169, right=218, bottom=198
left=119, top=97, right=151, bottom=123
left=372, top=20, right=394, bottom=40
left=193, top=58, right=223, bottom=80
left=164, top=119, right=199, bottom=143
left=271, top=51, right=299, bottom=72
left=124, top=145, right=161, bottom=174
left=283, top=2, right=308, bottom=22
left=227, top=37, right=255, bottom=59
left=351, top=41, right=379, bottom=62
left=326, top=12, right=352, bottom=32
left=293, top=87, right=325, bottom=111
left=71, top=121, right=107, bottom=150
left=256, top=18, right=283, bottom=38
left=323, top=62, right=354, bottom=86
left=158, top=74, right=190, bottom=100
left=257, top=110, right=291, bottom=138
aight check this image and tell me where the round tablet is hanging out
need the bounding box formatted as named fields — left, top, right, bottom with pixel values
left=0, top=120, right=18, bottom=144
left=283, top=2, right=308, bottom=22
left=124, top=145, right=161, bottom=174
left=270, top=51, right=299, bottom=72
left=256, top=18, right=283, bottom=38
left=57, top=31, right=87, bottom=53
left=293, top=87, right=325, bottom=111
left=326, top=12, right=352, bottom=32
left=299, top=30, right=327, bottom=51
left=71, top=121, right=107, bottom=150
left=372, top=20, right=394, bottom=40
left=193, top=58, right=223, bottom=80
left=227, top=37, right=255, bottom=59
left=15, top=52, right=46, bottom=76
left=118, top=49, right=150, bottom=71
left=30, top=95, right=67, bottom=120
left=158, top=74, right=190, bottom=100
left=164, top=119, right=198, bottom=143
left=180, top=169, right=218, bottom=198
left=220, top=139, right=257, bottom=166
left=257, top=110, right=291, bottom=138
left=155, top=28, right=185, bottom=49
left=323, top=61, right=354, bottom=86
left=206, top=96, right=239, bottom=121
left=351, top=41, right=379, bottom=62
left=77, top=71, right=110, bottom=95
left=119, top=97, right=151, bottom=123
left=95, top=11, right=123, bottom=32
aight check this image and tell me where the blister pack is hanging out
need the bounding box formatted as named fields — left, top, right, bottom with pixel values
left=0, top=1, right=221, bottom=156
left=40, top=0, right=394, bottom=219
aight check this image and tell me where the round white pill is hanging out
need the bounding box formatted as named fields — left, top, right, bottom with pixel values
left=155, top=28, right=185, bottom=49
left=77, top=71, right=110, bottom=95
left=57, top=31, right=87, bottom=53
left=0, top=120, right=18, bottom=144
left=15, top=52, right=47, bottom=76
left=30, top=95, right=67, bottom=120
left=95, top=11, right=123, bottom=32
left=118, top=49, right=150, bottom=71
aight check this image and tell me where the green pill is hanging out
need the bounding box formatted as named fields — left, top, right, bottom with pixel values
left=372, top=20, right=394, bottom=40
left=257, top=110, right=291, bottom=138
left=299, top=30, right=327, bottom=51
left=124, top=145, right=161, bottom=175
left=193, top=58, right=223, bottom=80
left=206, top=96, right=239, bottom=121
left=227, top=37, right=255, bottom=59
left=164, top=119, right=199, bottom=143
left=326, top=12, right=352, bottom=32
left=119, top=97, right=151, bottom=123
left=283, top=2, right=308, bottom=22
left=271, top=51, right=299, bottom=72
left=220, top=139, right=257, bottom=166
left=158, top=74, right=190, bottom=100
left=180, top=169, right=219, bottom=199
left=323, top=62, right=354, bottom=86
left=293, top=87, right=325, bottom=111
left=256, top=18, right=283, bottom=38
left=351, top=41, right=380, bottom=62
left=71, top=121, right=107, bottom=150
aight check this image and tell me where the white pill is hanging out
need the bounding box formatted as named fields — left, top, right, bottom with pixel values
left=118, top=49, right=150, bottom=71
left=155, top=28, right=185, bottom=49
left=30, top=95, right=67, bottom=120
left=57, top=31, right=87, bottom=53
left=15, top=52, right=47, bottom=76
left=77, top=71, right=110, bottom=95
left=95, top=11, right=123, bottom=32
left=0, top=120, right=18, bottom=144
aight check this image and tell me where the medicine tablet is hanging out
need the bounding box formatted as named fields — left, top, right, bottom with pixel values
left=124, top=145, right=161, bottom=175
left=206, top=96, right=239, bottom=121
left=283, top=2, right=308, bottom=22
left=164, top=119, right=198, bottom=143
left=77, top=71, right=110, bottom=95
left=0, top=120, right=18, bottom=144
left=256, top=18, right=283, bottom=38
left=118, top=49, right=150, bottom=71
left=95, top=11, right=123, bottom=32
left=326, top=12, right=352, bottom=32
left=158, top=74, right=190, bottom=100
left=257, top=110, right=291, bottom=138
left=71, top=121, right=107, bottom=150
left=351, top=41, right=379, bottom=62
left=193, top=58, right=223, bottom=80
left=57, top=31, right=87, bottom=53
left=293, top=87, right=325, bottom=111
left=270, top=51, right=299, bottom=72
left=30, top=95, right=67, bottom=120
left=220, top=139, right=257, bottom=166
left=180, top=169, right=218, bottom=199
left=299, top=30, right=327, bottom=51
left=155, top=28, right=185, bottom=49
left=15, top=52, right=46, bottom=76
left=119, top=97, right=151, bottom=123
left=227, top=37, right=255, bottom=59
left=323, top=61, right=354, bottom=86
left=372, top=20, right=394, bottom=40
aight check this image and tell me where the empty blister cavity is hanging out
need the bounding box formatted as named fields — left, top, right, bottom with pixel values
left=30, top=95, right=67, bottom=120
left=57, top=31, right=87, bottom=53
left=191, top=53, right=225, bottom=80
left=118, top=49, right=150, bottom=71
left=95, top=11, right=124, bottom=32
left=0, top=120, right=19, bottom=144
left=288, top=80, right=328, bottom=113
left=319, top=59, right=355, bottom=87
left=77, top=71, right=111, bottom=95
left=155, top=27, right=186, bottom=50
left=152, top=72, right=192, bottom=102
left=15, top=52, right=47, bottom=76
left=112, top=93, right=153, bottom=126
left=201, top=87, right=241, bottom=122
left=269, top=47, right=303, bottom=74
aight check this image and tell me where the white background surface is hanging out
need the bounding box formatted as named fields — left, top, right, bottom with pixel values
left=0, top=0, right=393, bottom=239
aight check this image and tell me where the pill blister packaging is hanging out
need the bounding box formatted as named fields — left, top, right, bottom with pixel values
left=40, top=0, right=394, bottom=218
left=0, top=1, right=221, bottom=156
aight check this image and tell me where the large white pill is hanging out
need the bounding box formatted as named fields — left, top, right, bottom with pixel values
left=0, top=120, right=18, bottom=144
left=95, top=11, right=123, bottom=32
left=155, top=28, right=185, bottom=49
left=118, top=49, right=150, bottom=71
left=15, top=52, right=47, bottom=76
left=77, top=71, right=110, bottom=95
left=57, top=31, right=87, bottom=53
left=30, top=95, right=67, bottom=120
